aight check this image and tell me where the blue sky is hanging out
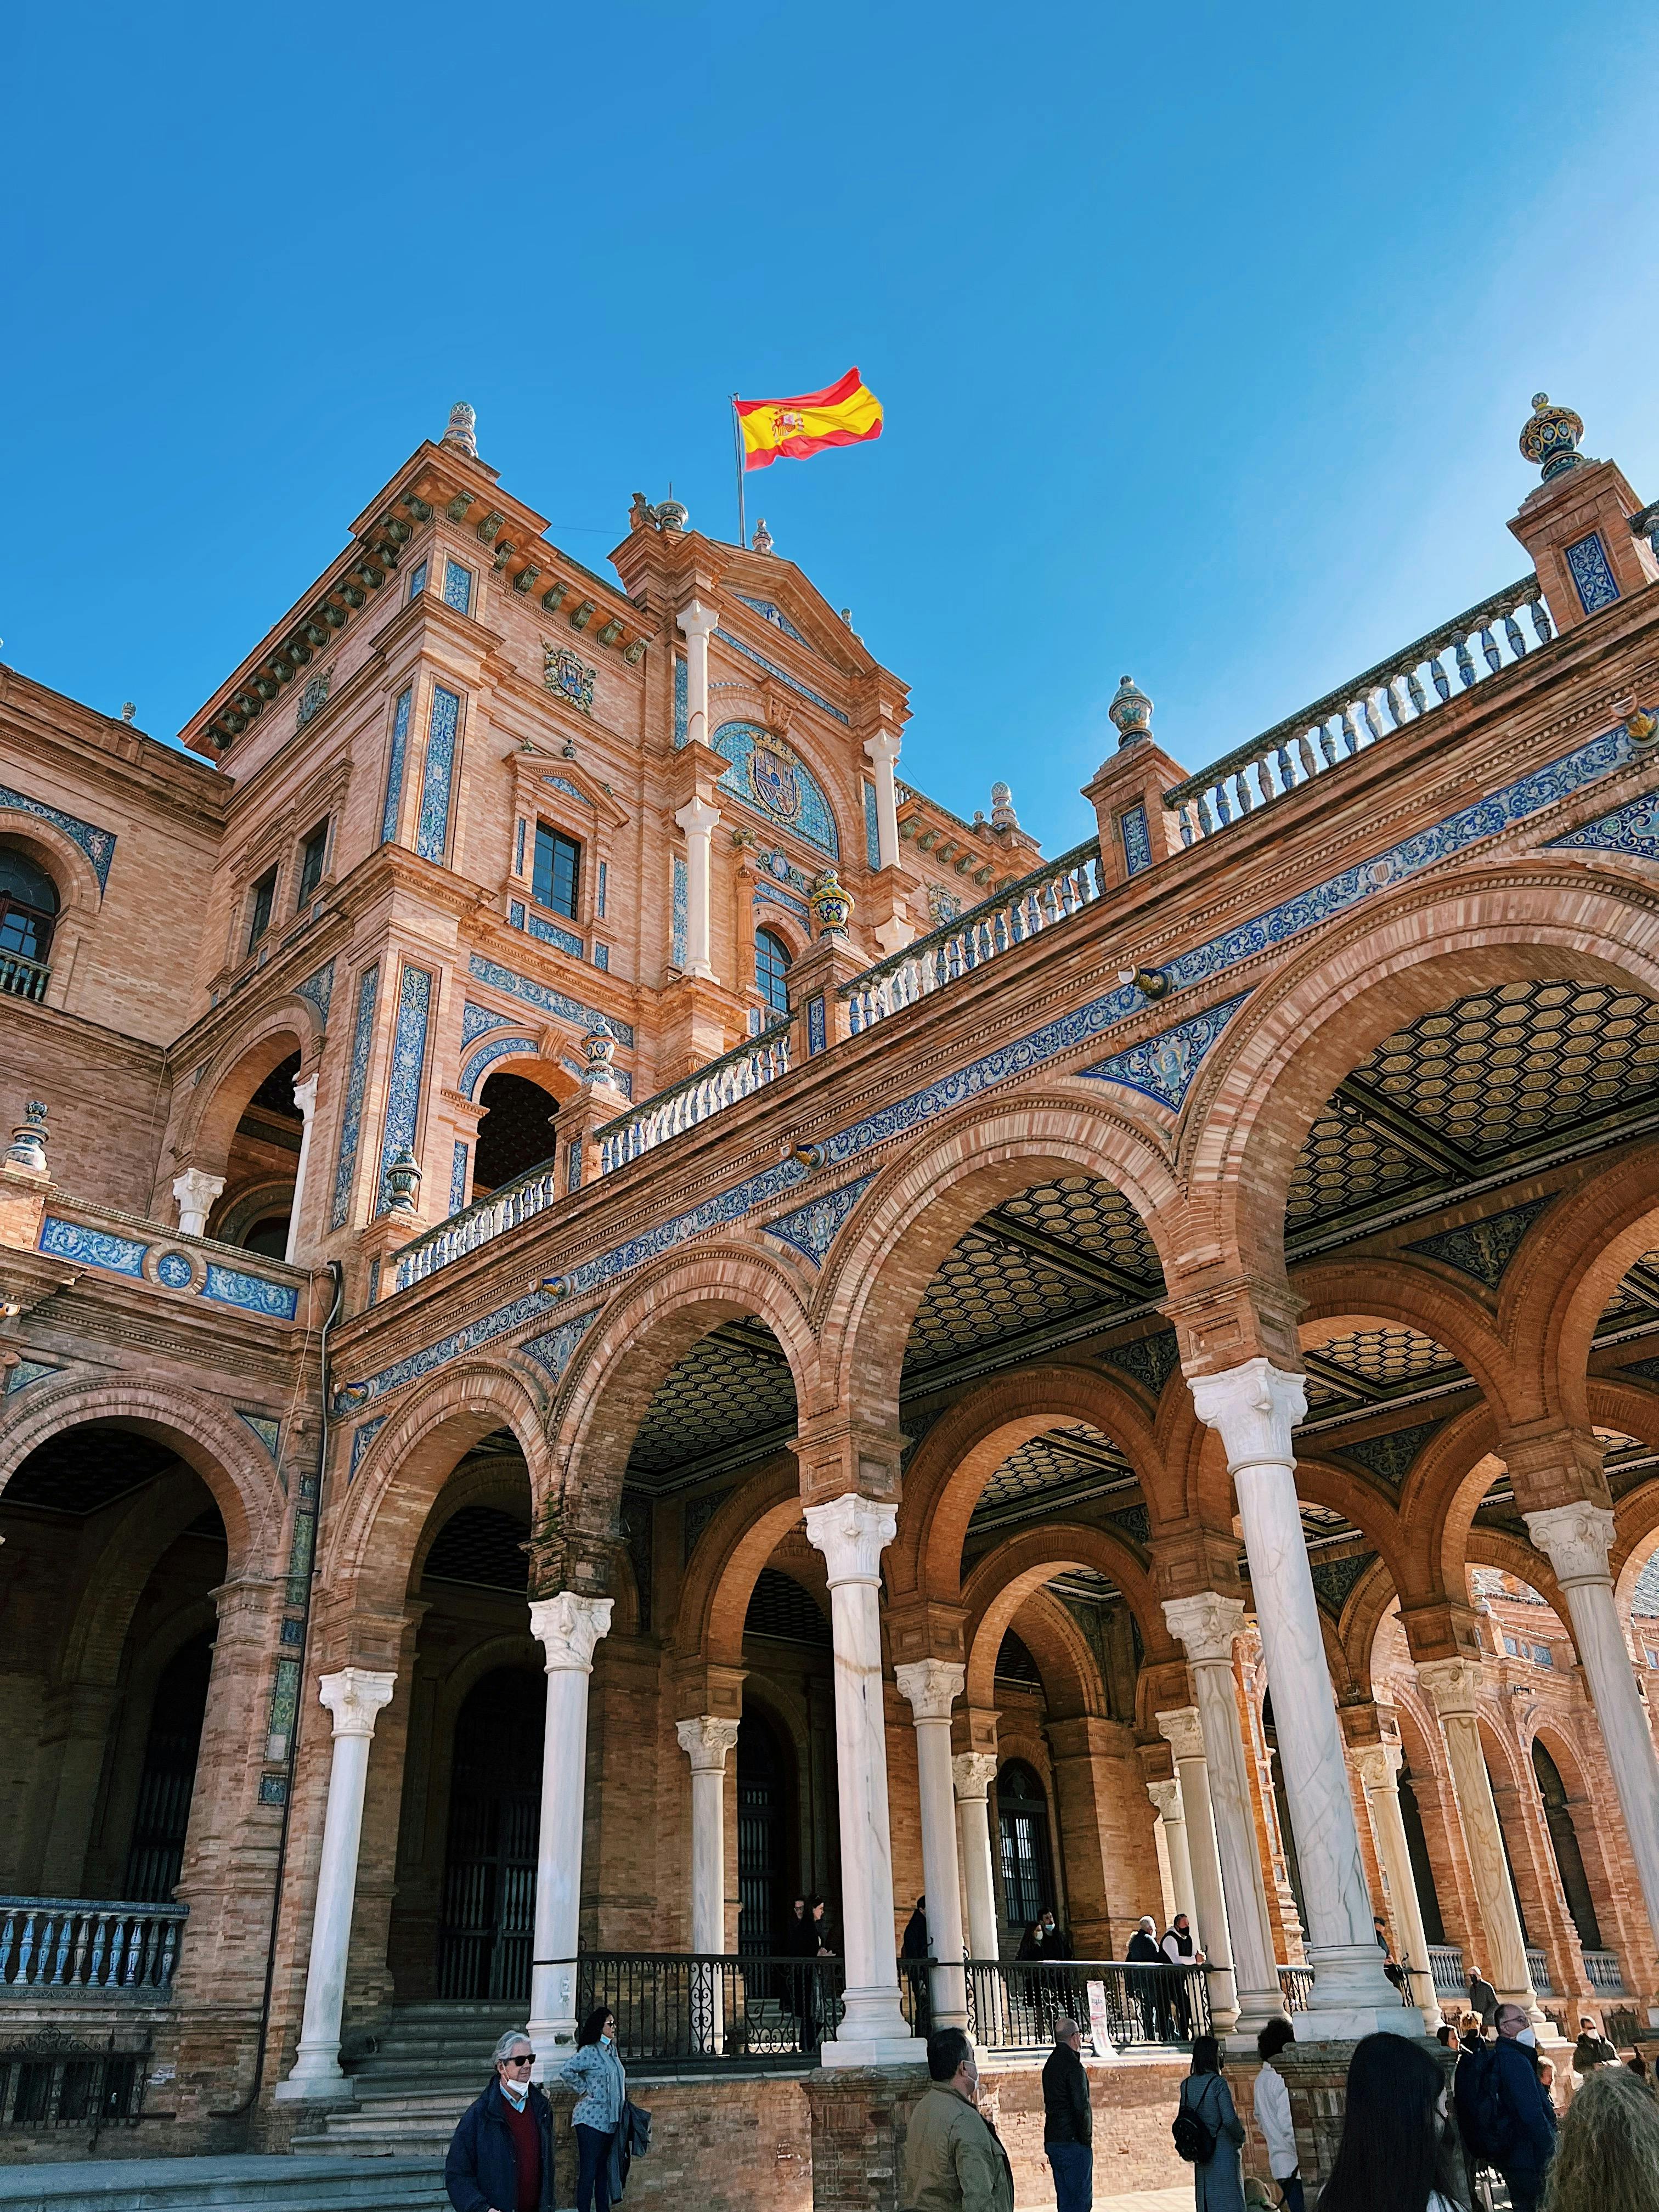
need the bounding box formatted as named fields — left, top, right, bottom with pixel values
left=5, top=2, right=1658, bottom=855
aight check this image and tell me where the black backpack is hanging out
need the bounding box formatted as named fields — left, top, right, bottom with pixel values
left=1457, top=2043, right=1507, bottom=2166
left=1172, top=2076, right=1217, bottom=2164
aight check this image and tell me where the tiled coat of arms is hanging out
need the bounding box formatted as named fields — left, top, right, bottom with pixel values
left=749, top=745, right=802, bottom=823
left=544, top=644, right=596, bottom=713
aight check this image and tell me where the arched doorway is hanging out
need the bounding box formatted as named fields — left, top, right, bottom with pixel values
left=473, top=1071, right=560, bottom=1194
left=436, top=1668, right=544, bottom=2000
left=1397, top=1763, right=1447, bottom=1947
left=122, top=1629, right=213, bottom=1901
left=996, top=1759, right=1055, bottom=1934
left=736, top=1709, right=789, bottom=1957
left=1532, top=1739, right=1603, bottom=1952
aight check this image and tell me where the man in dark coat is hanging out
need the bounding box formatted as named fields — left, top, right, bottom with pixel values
left=902, top=1896, right=932, bottom=2036
left=1041, top=2017, right=1092, bottom=2212
left=1126, top=1914, right=1169, bottom=2042
left=1466, top=1963, right=1499, bottom=2030
left=447, top=2028, right=554, bottom=2212
left=1572, top=2015, right=1617, bottom=2073
left=1455, top=2003, right=1556, bottom=2212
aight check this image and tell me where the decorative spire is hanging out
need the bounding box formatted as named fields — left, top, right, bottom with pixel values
left=1108, top=674, right=1153, bottom=747
left=752, top=518, right=774, bottom=555
left=442, top=402, right=478, bottom=458
left=1519, top=393, right=1587, bottom=484
left=990, top=782, right=1018, bottom=830
left=5, top=1100, right=48, bottom=1175
left=656, top=497, right=689, bottom=534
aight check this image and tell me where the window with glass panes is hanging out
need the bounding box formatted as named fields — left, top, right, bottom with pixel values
left=533, top=824, right=580, bottom=919
left=755, top=927, right=791, bottom=1017
left=296, top=820, right=329, bottom=905
left=246, top=866, right=277, bottom=954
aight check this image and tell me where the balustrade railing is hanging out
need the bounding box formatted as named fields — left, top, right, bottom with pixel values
left=0, top=951, right=50, bottom=1004
left=1278, top=1965, right=1314, bottom=2012
left=1584, top=1948, right=1627, bottom=1994
left=396, top=1161, right=563, bottom=1290
left=0, top=1900, right=185, bottom=1997
left=597, top=1023, right=792, bottom=1176
left=1164, top=577, right=1551, bottom=846
left=1526, top=1945, right=1554, bottom=1995
left=1429, top=1944, right=1468, bottom=1997
left=964, top=1959, right=1208, bottom=2051
left=556, top=1953, right=842, bottom=2069
left=842, top=839, right=1105, bottom=1038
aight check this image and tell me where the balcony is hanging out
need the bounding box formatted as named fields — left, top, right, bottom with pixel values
left=1583, top=1948, right=1627, bottom=1995
left=0, top=950, right=50, bottom=1004
left=1429, top=1944, right=1467, bottom=1997
left=0, top=1899, right=185, bottom=2000
left=1526, top=1944, right=1554, bottom=1995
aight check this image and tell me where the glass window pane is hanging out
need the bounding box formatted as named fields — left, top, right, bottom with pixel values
left=755, top=928, right=791, bottom=1017
left=533, top=826, right=580, bottom=919
left=444, top=560, right=474, bottom=615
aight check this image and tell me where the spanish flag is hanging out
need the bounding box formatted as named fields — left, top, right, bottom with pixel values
left=735, top=368, right=883, bottom=472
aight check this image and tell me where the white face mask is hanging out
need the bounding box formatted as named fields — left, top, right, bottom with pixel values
left=1517, top=2027, right=1538, bottom=2049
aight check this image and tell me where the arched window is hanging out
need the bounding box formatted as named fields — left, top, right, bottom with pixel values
left=1532, top=1739, right=1603, bottom=1950
left=0, top=844, right=60, bottom=963
left=755, top=927, right=792, bottom=1019
left=996, top=1759, right=1056, bottom=1931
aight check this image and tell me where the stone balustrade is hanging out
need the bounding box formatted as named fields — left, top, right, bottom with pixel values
left=0, top=1899, right=185, bottom=1997
left=597, top=1023, right=793, bottom=1173
left=0, top=950, right=50, bottom=1004
left=394, top=1162, right=563, bottom=1291
left=1164, top=576, right=1551, bottom=844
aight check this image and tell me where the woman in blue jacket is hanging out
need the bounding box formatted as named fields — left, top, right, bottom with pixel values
left=558, top=2005, right=627, bottom=2212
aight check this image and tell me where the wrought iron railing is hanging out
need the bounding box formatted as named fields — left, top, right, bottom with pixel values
left=0, top=951, right=50, bottom=1005
left=964, top=1959, right=1209, bottom=2051
left=840, top=839, right=1105, bottom=1038
left=553, top=1953, right=843, bottom=2069
left=1163, top=577, right=1551, bottom=845
left=1584, top=1948, right=1627, bottom=1994
left=1278, top=1964, right=1314, bottom=2012
left=0, top=2026, right=151, bottom=2137
left=1428, top=1944, right=1468, bottom=1997
left=0, top=1900, right=185, bottom=1997
left=596, top=1023, right=792, bottom=1175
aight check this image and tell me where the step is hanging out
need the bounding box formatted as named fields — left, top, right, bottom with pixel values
left=0, top=2153, right=450, bottom=2212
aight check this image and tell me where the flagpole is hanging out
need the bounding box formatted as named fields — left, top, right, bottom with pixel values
left=730, top=394, right=746, bottom=549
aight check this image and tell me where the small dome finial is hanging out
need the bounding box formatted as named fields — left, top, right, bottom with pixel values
left=990, top=782, right=1018, bottom=830
left=1519, top=393, right=1587, bottom=483
left=752, top=517, right=774, bottom=555
left=442, top=402, right=478, bottom=458
left=1108, top=674, right=1153, bottom=747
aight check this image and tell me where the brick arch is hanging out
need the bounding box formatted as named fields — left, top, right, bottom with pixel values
left=890, top=1363, right=1171, bottom=1608
left=549, top=1249, right=816, bottom=1565
left=1289, top=1452, right=1417, bottom=1607
left=1461, top=1530, right=1574, bottom=1654
left=968, top=1584, right=1106, bottom=1724
left=672, top=1462, right=805, bottom=1671
left=1293, top=1268, right=1520, bottom=1421
left=960, top=1519, right=1176, bottom=1699
left=815, top=1095, right=1180, bottom=1446
left=0, top=810, right=105, bottom=918
left=1397, top=1407, right=1506, bottom=1604
left=1612, top=1477, right=1659, bottom=1612
left=57, top=1464, right=225, bottom=1691
left=331, top=1363, right=553, bottom=1624
left=408, top=1449, right=534, bottom=1590
left=0, top=1379, right=278, bottom=1576
left=464, top=1049, right=579, bottom=1107
left=1339, top=1552, right=1401, bottom=1700
left=1176, top=864, right=1659, bottom=1304
left=172, top=1001, right=318, bottom=1182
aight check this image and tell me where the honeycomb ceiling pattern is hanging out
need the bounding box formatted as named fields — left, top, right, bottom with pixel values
left=1, top=1428, right=201, bottom=1519
left=625, top=1323, right=797, bottom=1485
left=1598, top=1250, right=1659, bottom=1335
left=1290, top=981, right=1659, bottom=1237
left=424, top=1503, right=530, bottom=1592
left=904, top=1235, right=1105, bottom=1372
left=1300, top=1326, right=1469, bottom=1416
left=977, top=1423, right=1132, bottom=1511
left=994, top=1180, right=1163, bottom=1281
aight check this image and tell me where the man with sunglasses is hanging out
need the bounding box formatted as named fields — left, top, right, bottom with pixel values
left=446, top=2028, right=556, bottom=2212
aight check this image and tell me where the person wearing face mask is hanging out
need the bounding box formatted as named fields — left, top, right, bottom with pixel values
left=445, top=2028, right=554, bottom=2212
left=901, top=2028, right=1014, bottom=2212
left=557, top=2007, right=628, bottom=2212
left=1313, top=2031, right=1466, bottom=2212
left=1454, top=2001, right=1556, bottom=2212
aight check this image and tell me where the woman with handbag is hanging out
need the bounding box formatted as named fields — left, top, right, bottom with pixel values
left=1173, top=2034, right=1245, bottom=2211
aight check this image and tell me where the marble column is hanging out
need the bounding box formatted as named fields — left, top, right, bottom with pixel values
left=803, top=1496, right=918, bottom=2063
left=275, top=1667, right=396, bottom=2101
left=952, top=1751, right=1001, bottom=1961
left=895, top=1660, right=969, bottom=2027
left=1352, top=1741, right=1441, bottom=2029
left=674, top=795, right=721, bottom=981
left=864, top=727, right=903, bottom=870
left=676, top=598, right=719, bottom=750
left=527, top=1592, right=613, bottom=2063
left=1417, top=1657, right=1538, bottom=2015
left=283, top=1073, right=319, bottom=1264
left=1148, top=1776, right=1198, bottom=1931
left=1163, top=1599, right=1286, bottom=2036
left=1526, top=1502, right=1659, bottom=1956
left=172, top=1166, right=225, bottom=1238
left=1189, top=1359, right=1406, bottom=2036
left=1156, top=1707, right=1239, bottom=2033
left=676, top=1716, right=741, bottom=1954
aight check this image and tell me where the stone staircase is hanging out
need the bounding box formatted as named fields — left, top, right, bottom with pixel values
left=0, top=2153, right=450, bottom=2211
left=294, top=2001, right=504, bottom=2163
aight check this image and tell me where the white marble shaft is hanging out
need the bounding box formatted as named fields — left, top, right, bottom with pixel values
left=275, top=1668, right=396, bottom=2101
left=896, top=1660, right=969, bottom=2026
left=804, top=1497, right=917, bottom=2061
left=1417, top=1657, right=1537, bottom=2012
left=674, top=795, right=721, bottom=981
left=1352, top=1739, right=1442, bottom=2029
left=864, top=726, right=903, bottom=871
left=1189, top=1359, right=1408, bottom=2036
left=676, top=1716, right=741, bottom=1956
left=1526, top=1502, right=1659, bottom=1956
left=675, top=598, right=718, bottom=751
left=1163, top=1599, right=1286, bottom=2036
left=1156, top=1705, right=1239, bottom=2032
left=1147, top=1778, right=1198, bottom=1931
left=283, top=1073, right=319, bottom=1265
left=527, top=1592, right=613, bottom=2062
left=952, top=1751, right=1001, bottom=1962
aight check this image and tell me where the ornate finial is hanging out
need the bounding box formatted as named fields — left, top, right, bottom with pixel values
left=657, top=498, right=689, bottom=534
left=1108, top=674, right=1154, bottom=747
left=383, top=1145, right=422, bottom=1215
left=809, top=868, right=853, bottom=938
left=1519, top=393, right=1588, bottom=483
left=582, top=1029, right=620, bottom=1087
left=5, top=1101, right=48, bottom=1175
left=752, top=518, right=774, bottom=555
left=990, top=782, right=1018, bottom=830
left=442, top=402, right=478, bottom=458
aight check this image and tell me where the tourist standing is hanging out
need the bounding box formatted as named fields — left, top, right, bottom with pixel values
left=1252, top=2017, right=1302, bottom=2212
left=558, top=2006, right=627, bottom=2212
left=1454, top=2002, right=1556, bottom=2212
left=1128, top=1914, right=1168, bottom=2041
left=1042, top=2017, right=1093, bottom=2212
left=445, top=2028, right=554, bottom=2212
left=1163, top=1914, right=1204, bottom=2041
left=1173, top=2033, right=1244, bottom=2212
left=1544, top=2062, right=1659, bottom=2212
left=904, top=1895, right=932, bottom=2038
left=1572, top=2016, right=1618, bottom=2074
left=901, top=2028, right=1014, bottom=2212
left=1465, top=1965, right=1499, bottom=2032
left=1311, top=2032, right=1464, bottom=2212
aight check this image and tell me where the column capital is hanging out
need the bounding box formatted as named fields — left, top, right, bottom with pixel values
left=1156, top=1705, right=1206, bottom=1762
left=1417, top=1655, right=1482, bottom=1718
left=675, top=597, right=720, bottom=644
left=951, top=1751, right=998, bottom=1802
left=676, top=1714, right=741, bottom=1773
left=803, top=1493, right=896, bottom=1586
left=1187, top=1356, right=1307, bottom=1466
left=317, top=1666, right=396, bottom=1739
left=863, top=727, right=902, bottom=769
left=1524, top=1500, right=1616, bottom=1586
left=1350, top=1741, right=1403, bottom=1792
left=292, top=1072, right=319, bottom=1120
left=1147, top=1777, right=1183, bottom=1822
left=529, top=1590, right=614, bottom=1673
left=1164, top=1590, right=1248, bottom=1664
left=895, top=1659, right=965, bottom=1722
left=674, top=794, right=721, bottom=838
